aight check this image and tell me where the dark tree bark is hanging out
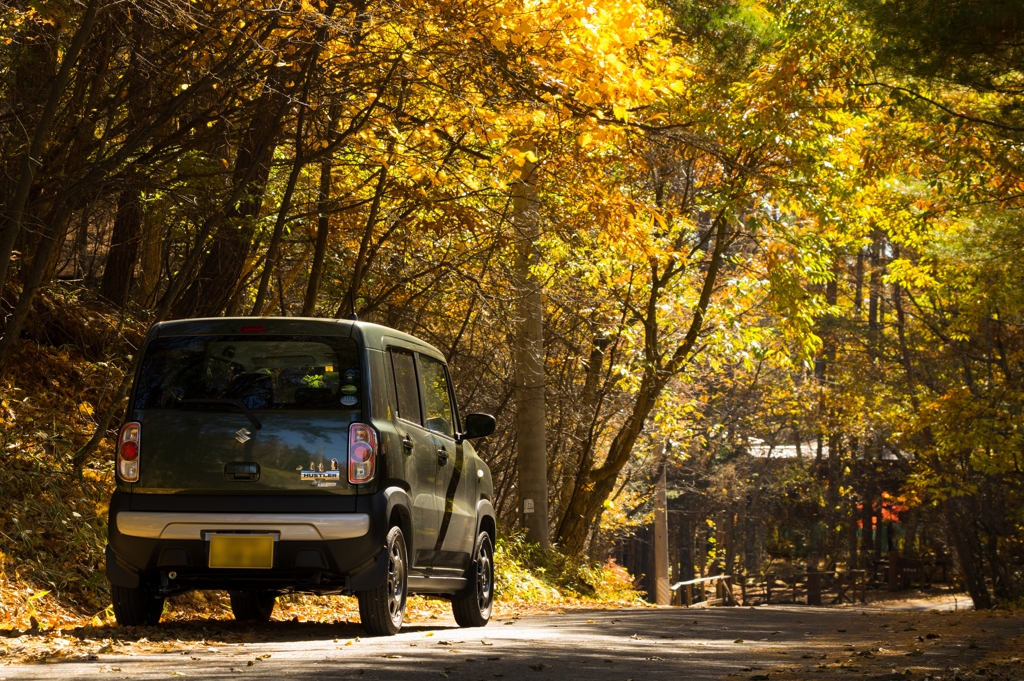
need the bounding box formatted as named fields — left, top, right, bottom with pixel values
left=172, top=88, right=287, bottom=318
left=336, top=164, right=389, bottom=319
left=0, top=0, right=101, bottom=299
left=252, top=0, right=338, bottom=316
left=848, top=500, right=860, bottom=570
left=100, top=187, right=143, bottom=306
left=303, top=153, right=333, bottom=317
left=552, top=333, right=609, bottom=531
left=680, top=514, right=696, bottom=582
left=0, top=203, right=74, bottom=370
left=944, top=497, right=993, bottom=608
left=557, top=212, right=730, bottom=555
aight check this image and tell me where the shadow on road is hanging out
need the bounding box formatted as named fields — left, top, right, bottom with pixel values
left=5, top=607, right=1023, bottom=681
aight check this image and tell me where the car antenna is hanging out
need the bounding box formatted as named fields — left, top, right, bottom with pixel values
left=346, top=313, right=358, bottom=321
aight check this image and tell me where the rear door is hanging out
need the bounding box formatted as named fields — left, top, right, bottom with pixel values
left=131, top=334, right=364, bottom=494
left=417, top=354, right=475, bottom=572
left=386, top=346, right=439, bottom=569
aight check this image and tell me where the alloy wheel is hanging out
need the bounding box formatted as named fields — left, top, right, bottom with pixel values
left=476, top=539, right=493, bottom=613
left=387, top=540, right=405, bottom=624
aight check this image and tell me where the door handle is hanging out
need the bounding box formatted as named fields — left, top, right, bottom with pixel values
left=436, top=449, right=449, bottom=466
left=402, top=436, right=414, bottom=454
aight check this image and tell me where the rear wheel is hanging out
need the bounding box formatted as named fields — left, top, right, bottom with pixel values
left=229, top=591, right=277, bottom=622
left=111, top=585, right=165, bottom=627
left=356, top=526, right=407, bottom=636
left=452, top=532, right=494, bottom=628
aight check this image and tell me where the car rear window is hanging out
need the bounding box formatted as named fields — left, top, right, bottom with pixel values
left=134, top=335, right=362, bottom=411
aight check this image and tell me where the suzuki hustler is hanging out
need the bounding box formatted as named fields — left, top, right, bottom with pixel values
left=105, top=318, right=497, bottom=635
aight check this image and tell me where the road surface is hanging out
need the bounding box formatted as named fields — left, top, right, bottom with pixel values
left=2, top=604, right=1022, bottom=680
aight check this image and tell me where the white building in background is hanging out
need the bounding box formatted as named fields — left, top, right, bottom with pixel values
left=744, top=437, right=908, bottom=460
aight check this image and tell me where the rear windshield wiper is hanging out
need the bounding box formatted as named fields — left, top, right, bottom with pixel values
left=177, top=398, right=263, bottom=431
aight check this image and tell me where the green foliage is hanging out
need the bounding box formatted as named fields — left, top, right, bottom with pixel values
left=494, top=532, right=641, bottom=604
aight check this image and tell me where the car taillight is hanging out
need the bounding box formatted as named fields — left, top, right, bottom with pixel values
left=118, top=422, right=141, bottom=482
left=348, top=423, right=377, bottom=484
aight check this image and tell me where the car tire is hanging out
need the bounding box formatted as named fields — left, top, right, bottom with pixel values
left=111, top=585, right=165, bottom=627
left=452, top=532, right=494, bottom=628
left=229, top=591, right=277, bottom=622
left=356, top=525, right=407, bottom=636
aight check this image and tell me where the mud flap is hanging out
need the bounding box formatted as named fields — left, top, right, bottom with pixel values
left=105, top=545, right=141, bottom=588
left=349, top=547, right=388, bottom=592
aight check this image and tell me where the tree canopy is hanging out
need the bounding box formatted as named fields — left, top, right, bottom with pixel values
left=1, top=0, right=1022, bottom=610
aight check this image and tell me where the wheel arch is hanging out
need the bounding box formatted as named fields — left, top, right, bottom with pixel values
left=475, top=499, right=496, bottom=547
left=383, top=486, right=414, bottom=558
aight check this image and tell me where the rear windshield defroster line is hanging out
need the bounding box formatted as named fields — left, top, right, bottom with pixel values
left=134, top=335, right=363, bottom=412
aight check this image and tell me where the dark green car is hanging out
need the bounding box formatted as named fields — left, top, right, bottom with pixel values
left=106, top=318, right=497, bottom=635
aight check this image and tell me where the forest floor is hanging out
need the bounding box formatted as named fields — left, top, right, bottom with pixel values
left=1, top=599, right=1022, bottom=680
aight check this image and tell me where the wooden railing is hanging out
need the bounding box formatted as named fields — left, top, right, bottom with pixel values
left=754, top=570, right=866, bottom=606
left=670, top=575, right=736, bottom=607
left=668, top=570, right=868, bottom=607
left=666, top=558, right=950, bottom=607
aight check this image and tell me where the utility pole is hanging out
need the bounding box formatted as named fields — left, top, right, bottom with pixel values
left=654, top=457, right=671, bottom=605
left=512, top=146, right=549, bottom=549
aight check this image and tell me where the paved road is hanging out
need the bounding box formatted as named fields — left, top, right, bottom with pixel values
left=3, top=606, right=1022, bottom=681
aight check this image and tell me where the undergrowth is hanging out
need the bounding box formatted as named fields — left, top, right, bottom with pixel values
left=0, top=286, right=640, bottom=631
left=1, top=285, right=146, bottom=629
left=494, top=531, right=641, bottom=605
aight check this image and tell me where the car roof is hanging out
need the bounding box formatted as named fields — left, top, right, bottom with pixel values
left=151, top=317, right=446, bottom=360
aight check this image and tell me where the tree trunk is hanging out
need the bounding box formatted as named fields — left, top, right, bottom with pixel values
left=860, top=484, right=874, bottom=567
left=848, top=501, right=859, bottom=570
left=903, top=507, right=919, bottom=558
left=724, top=502, right=737, bottom=579
left=872, top=493, right=883, bottom=563
left=553, top=333, right=608, bottom=531
left=335, top=161, right=389, bottom=319
left=853, top=247, right=865, bottom=315
left=697, top=520, right=707, bottom=577
left=100, top=187, right=143, bottom=306
left=557, top=213, right=730, bottom=555
left=680, top=514, right=695, bottom=582
left=0, top=204, right=73, bottom=371
left=712, top=512, right=724, bottom=575
left=172, top=87, right=287, bottom=318
left=0, top=0, right=101, bottom=298
left=251, top=1, right=338, bottom=316
left=653, top=463, right=670, bottom=605
left=944, top=497, right=993, bottom=609
left=252, top=126, right=304, bottom=316
left=511, top=149, right=549, bottom=548
left=302, top=149, right=334, bottom=316
left=136, top=207, right=163, bottom=306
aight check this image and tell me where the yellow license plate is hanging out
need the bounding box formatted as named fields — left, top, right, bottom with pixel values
left=208, top=535, right=275, bottom=569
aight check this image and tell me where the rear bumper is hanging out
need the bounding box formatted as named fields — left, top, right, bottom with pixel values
left=116, top=511, right=370, bottom=541
left=106, top=490, right=388, bottom=595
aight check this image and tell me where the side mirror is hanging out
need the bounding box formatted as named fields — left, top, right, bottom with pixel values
left=459, top=413, right=496, bottom=442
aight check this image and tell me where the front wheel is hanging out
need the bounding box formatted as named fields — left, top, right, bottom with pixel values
left=229, top=591, right=277, bottom=622
left=111, top=585, right=165, bottom=627
left=356, top=526, right=408, bottom=636
left=452, top=532, right=494, bottom=627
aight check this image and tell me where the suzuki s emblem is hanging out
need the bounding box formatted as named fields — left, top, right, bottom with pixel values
left=235, top=428, right=251, bottom=443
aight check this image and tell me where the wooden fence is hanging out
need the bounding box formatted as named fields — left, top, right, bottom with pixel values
left=663, top=553, right=953, bottom=607
left=668, top=570, right=866, bottom=607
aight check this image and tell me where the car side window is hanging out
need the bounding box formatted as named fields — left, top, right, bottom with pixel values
left=390, top=349, right=422, bottom=425
left=418, top=355, right=454, bottom=437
